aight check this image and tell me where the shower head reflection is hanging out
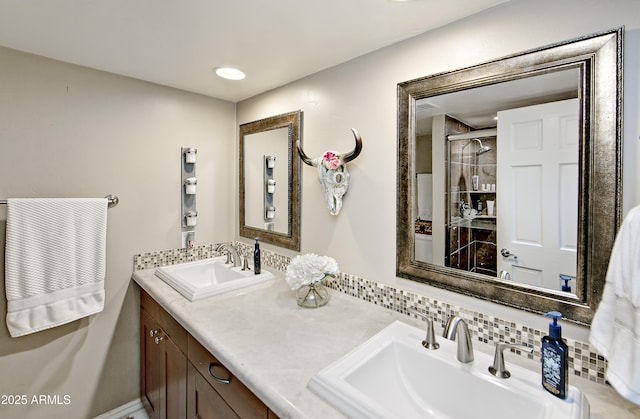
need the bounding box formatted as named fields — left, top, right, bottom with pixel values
left=462, top=138, right=492, bottom=155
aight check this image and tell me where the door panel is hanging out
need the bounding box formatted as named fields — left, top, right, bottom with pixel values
left=497, top=98, right=579, bottom=291
left=163, top=336, right=187, bottom=419
left=512, top=165, right=542, bottom=245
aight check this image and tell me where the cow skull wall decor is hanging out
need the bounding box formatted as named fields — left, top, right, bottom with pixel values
left=297, top=128, right=363, bottom=215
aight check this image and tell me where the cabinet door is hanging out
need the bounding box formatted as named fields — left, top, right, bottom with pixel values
left=188, top=364, right=239, bottom=419
left=162, top=333, right=187, bottom=419
left=142, top=307, right=187, bottom=419
left=142, top=310, right=161, bottom=419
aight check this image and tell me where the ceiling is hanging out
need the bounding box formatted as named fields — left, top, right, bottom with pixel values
left=0, top=0, right=509, bottom=103
left=416, top=68, right=580, bottom=135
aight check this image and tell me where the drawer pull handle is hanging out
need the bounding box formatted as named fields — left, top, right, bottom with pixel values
left=208, top=363, right=231, bottom=385
left=149, top=329, right=159, bottom=337
left=154, top=336, right=165, bottom=345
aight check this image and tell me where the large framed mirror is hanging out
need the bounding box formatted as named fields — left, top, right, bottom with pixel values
left=240, top=110, right=302, bottom=250
left=397, top=28, right=623, bottom=325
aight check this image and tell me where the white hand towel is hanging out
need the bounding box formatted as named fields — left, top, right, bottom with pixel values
left=589, top=205, right=640, bottom=405
left=5, top=198, right=107, bottom=337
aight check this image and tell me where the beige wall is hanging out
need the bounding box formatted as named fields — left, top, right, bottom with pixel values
left=237, top=0, right=640, bottom=341
left=0, top=47, right=236, bottom=418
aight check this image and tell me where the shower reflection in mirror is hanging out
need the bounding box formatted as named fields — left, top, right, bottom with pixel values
left=415, top=124, right=498, bottom=276
left=447, top=129, right=497, bottom=277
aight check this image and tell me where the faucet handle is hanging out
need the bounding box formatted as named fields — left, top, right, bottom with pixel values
left=407, top=307, right=439, bottom=350
left=488, top=342, right=533, bottom=379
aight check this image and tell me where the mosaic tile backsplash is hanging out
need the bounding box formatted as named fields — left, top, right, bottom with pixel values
left=133, top=242, right=607, bottom=385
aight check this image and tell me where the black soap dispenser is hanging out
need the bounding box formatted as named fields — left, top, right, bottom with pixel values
left=541, top=311, right=568, bottom=399
left=253, top=237, right=261, bottom=275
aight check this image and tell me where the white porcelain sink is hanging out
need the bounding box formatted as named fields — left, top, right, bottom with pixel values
left=309, top=320, right=589, bottom=419
left=155, top=256, right=274, bottom=301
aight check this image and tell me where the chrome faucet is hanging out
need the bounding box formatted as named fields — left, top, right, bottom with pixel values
left=443, top=316, right=474, bottom=363
left=488, top=342, right=533, bottom=379
left=217, top=243, right=241, bottom=268
left=408, top=307, right=439, bottom=350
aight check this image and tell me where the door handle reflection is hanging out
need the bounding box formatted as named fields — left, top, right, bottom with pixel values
left=500, top=248, right=517, bottom=259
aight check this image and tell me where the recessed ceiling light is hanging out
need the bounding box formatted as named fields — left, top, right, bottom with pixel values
left=214, top=67, right=245, bottom=80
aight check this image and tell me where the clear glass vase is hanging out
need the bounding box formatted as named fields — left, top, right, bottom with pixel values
left=296, top=282, right=330, bottom=308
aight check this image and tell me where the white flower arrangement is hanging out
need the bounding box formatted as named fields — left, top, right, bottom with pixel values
left=285, top=253, right=339, bottom=290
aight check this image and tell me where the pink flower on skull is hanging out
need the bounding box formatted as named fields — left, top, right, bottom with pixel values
left=322, top=151, right=342, bottom=170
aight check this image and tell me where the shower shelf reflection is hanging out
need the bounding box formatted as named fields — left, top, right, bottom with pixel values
left=450, top=218, right=496, bottom=231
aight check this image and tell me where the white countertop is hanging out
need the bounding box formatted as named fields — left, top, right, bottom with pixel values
left=132, top=267, right=640, bottom=419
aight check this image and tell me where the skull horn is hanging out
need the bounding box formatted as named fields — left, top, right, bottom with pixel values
left=343, top=128, right=363, bottom=163
left=296, top=140, right=315, bottom=166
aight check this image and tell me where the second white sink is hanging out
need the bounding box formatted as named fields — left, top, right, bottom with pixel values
left=309, top=320, right=589, bottom=419
left=155, top=256, right=274, bottom=301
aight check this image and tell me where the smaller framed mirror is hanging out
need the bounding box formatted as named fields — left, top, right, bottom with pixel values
left=239, top=110, right=302, bottom=250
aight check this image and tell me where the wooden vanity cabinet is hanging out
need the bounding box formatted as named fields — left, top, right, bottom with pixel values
left=140, top=289, right=278, bottom=419
left=141, top=290, right=188, bottom=419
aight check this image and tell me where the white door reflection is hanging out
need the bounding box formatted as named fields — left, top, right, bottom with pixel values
left=497, top=99, right=579, bottom=293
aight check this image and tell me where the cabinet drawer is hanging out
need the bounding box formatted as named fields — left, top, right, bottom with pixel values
left=188, top=335, right=269, bottom=419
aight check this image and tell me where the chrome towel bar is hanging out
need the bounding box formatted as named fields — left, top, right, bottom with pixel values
left=0, top=195, right=119, bottom=208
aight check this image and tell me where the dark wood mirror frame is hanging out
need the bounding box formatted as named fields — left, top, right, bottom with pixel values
left=397, top=28, right=623, bottom=325
left=239, top=110, right=302, bottom=251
